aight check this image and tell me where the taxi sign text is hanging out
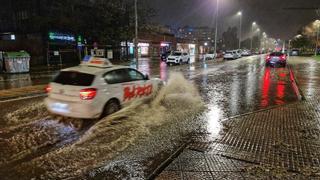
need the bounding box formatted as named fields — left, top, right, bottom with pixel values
left=123, top=84, right=153, bottom=101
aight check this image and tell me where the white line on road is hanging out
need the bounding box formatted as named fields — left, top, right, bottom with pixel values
left=0, top=94, right=47, bottom=103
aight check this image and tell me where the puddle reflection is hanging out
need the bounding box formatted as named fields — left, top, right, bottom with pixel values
left=261, top=67, right=289, bottom=108
left=205, top=105, right=222, bottom=138
left=160, top=62, right=168, bottom=81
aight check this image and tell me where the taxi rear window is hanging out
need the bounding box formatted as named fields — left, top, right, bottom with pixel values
left=53, top=71, right=95, bottom=86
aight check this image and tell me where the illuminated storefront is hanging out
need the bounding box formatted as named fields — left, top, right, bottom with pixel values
left=121, top=42, right=150, bottom=57
left=177, top=43, right=196, bottom=55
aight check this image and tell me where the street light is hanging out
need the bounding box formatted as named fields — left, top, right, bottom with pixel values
left=250, top=22, right=257, bottom=50
left=237, top=11, right=242, bottom=49
left=214, top=0, right=219, bottom=60
left=256, top=28, right=261, bottom=50
left=134, top=0, right=139, bottom=67
left=288, top=39, right=292, bottom=56
left=262, top=32, right=267, bottom=50
left=314, top=20, right=320, bottom=56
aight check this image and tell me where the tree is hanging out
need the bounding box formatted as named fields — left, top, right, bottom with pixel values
left=222, top=27, right=239, bottom=50
left=27, top=0, right=154, bottom=45
left=291, top=35, right=312, bottom=49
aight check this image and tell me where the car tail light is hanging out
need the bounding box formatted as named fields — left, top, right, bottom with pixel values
left=266, top=55, right=271, bottom=61
left=45, top=85, right=52, bottom=93
left=280, top=55, right=286, bottom=60
left=80, top=88, right=97, bottom=100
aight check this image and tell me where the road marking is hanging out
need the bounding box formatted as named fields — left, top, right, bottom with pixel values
left=0, top=94, right=47, bottom=103
left=288, top=66, right=305, bottom=101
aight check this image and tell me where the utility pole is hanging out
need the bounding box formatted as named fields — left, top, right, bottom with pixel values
left=250, top=22, right=256, bottom=50
left=214, top=0, right=219, bottom=59
left=316, top=23, right=320, bottom=56
left=238, top=11, right=242, bottom=49
left=288, top=39, right=292, bottom=56
left=134, top=0, right=139, bottom=67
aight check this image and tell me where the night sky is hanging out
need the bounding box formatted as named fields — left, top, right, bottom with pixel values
left=149, top=0, right=320, bottom=40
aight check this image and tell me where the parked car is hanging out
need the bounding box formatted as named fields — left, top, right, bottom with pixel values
left=235, top=49, right=242, bottom=58
left=266, top=52, right=287, bottom=67
left=241, top=50, right=252, bottom=56
left=204, top=51, right=216, bottom=60
left=45, top=56, right=163, bottom=119
left=166, top=51, right=190, bottom=65
left=290, top=49, right=299, bottom=56
left=223, top=51, right=238, bottom=60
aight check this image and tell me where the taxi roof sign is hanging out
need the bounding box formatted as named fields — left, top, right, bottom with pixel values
left=81, top=56, right=113, bottom=68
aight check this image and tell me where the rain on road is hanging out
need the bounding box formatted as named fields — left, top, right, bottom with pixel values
left=0, top=55, right=301, bottom=179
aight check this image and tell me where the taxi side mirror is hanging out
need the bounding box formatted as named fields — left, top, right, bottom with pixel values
left=144, top=75, right=149, bottom=80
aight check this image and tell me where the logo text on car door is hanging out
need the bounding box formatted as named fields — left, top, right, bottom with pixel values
left=123, top=84, right=153, bottom=101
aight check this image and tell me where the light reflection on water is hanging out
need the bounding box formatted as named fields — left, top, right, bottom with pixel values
left=205, top=105, right=222, bottom=138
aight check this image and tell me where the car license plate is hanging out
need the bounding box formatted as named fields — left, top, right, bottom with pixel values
left=51, top=103, right=69, bottom=113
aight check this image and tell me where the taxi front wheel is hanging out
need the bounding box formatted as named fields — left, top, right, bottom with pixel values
left=102, top=99, right=121, bottom=118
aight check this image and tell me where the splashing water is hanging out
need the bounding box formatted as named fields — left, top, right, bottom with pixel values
left=10, top=73, right=205, bottom=179
left=3, top=102, right=49, bottom=127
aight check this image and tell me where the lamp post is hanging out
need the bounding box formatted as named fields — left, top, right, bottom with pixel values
left=214, top=0, right=219, bottom=60
left=256, top=28, right=260, bottom=50
left=134, top=0, right=139, bottom=67
left=288, top=39, right=292, bottom=56
left=262, top=32, right=267, bottom=50
left=314, top=20, right=320, bottom=56
left=250, top=22, right=256, bottom=50
left=237, top=11, right=242, bottom=49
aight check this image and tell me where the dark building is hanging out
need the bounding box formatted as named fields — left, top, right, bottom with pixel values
left=175, top=26, right=214, bottom=44
left=0, top=0, right=83, bottom=66
left=170, top=26, right=214, bottom=54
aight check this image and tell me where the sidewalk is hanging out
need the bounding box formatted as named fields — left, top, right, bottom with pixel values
left=157, top=100, right=320, bottom=179
left=0, top=85, right=46, bottom=101
left=156, top=58, right=320, bottom=179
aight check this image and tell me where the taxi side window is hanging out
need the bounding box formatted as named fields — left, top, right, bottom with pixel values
left=127, top=69, right=145, bottom=81
left=104, top=69, right=129, bottom=84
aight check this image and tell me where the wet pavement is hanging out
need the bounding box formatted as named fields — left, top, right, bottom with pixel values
left=157, top=56, right=320, bottom=179
left=0, top=55, right=318, bottom=179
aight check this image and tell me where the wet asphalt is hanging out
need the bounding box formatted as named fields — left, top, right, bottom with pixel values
left=0, top=55, right=309, bottom=179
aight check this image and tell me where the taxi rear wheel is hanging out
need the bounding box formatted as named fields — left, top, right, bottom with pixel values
left=102, top=99, right=121, bottom=118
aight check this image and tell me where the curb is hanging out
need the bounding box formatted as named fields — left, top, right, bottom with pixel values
left=288, top=65, right=306, bottom=101
left=0, top=93, right=46, bottom=103
left=147, top=140, right=190, bottom=180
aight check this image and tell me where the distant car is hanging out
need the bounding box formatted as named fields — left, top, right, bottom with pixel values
left=266, top=52, right=287, bottom=67
left=204, top=51, right=216, bottom=60
left=223, top=50, right=238, bottom=60
left=235, top=49, right=242, bottom=58
left=241, top=50, right=251, bottom=56
left=291, top=49, right=299, bottom=56
left=253, top=51, right=260, bottom=55
left=45, top=56, right=163, bottom=119
left=166, top=51, right=190, bottom=65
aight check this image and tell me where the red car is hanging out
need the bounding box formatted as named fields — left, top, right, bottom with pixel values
left=266, top=52, right=287, bottom=67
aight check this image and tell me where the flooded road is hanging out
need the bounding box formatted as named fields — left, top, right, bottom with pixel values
left=0, top=55, right=304, bottom=179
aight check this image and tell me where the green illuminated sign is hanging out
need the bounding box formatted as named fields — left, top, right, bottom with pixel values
left=77, top=35, right=83, bottom=42
left=48, top=32, right=75, bottom=41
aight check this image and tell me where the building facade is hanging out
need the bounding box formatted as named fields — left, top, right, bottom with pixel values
left=174, top=26, right=215, bottom=54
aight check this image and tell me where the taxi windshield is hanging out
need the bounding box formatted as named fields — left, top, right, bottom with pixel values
left=53, top=71, right=95, bottom=86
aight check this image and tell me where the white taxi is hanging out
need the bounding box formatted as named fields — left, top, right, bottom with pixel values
left=45, top=56, right=163, bottom=119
